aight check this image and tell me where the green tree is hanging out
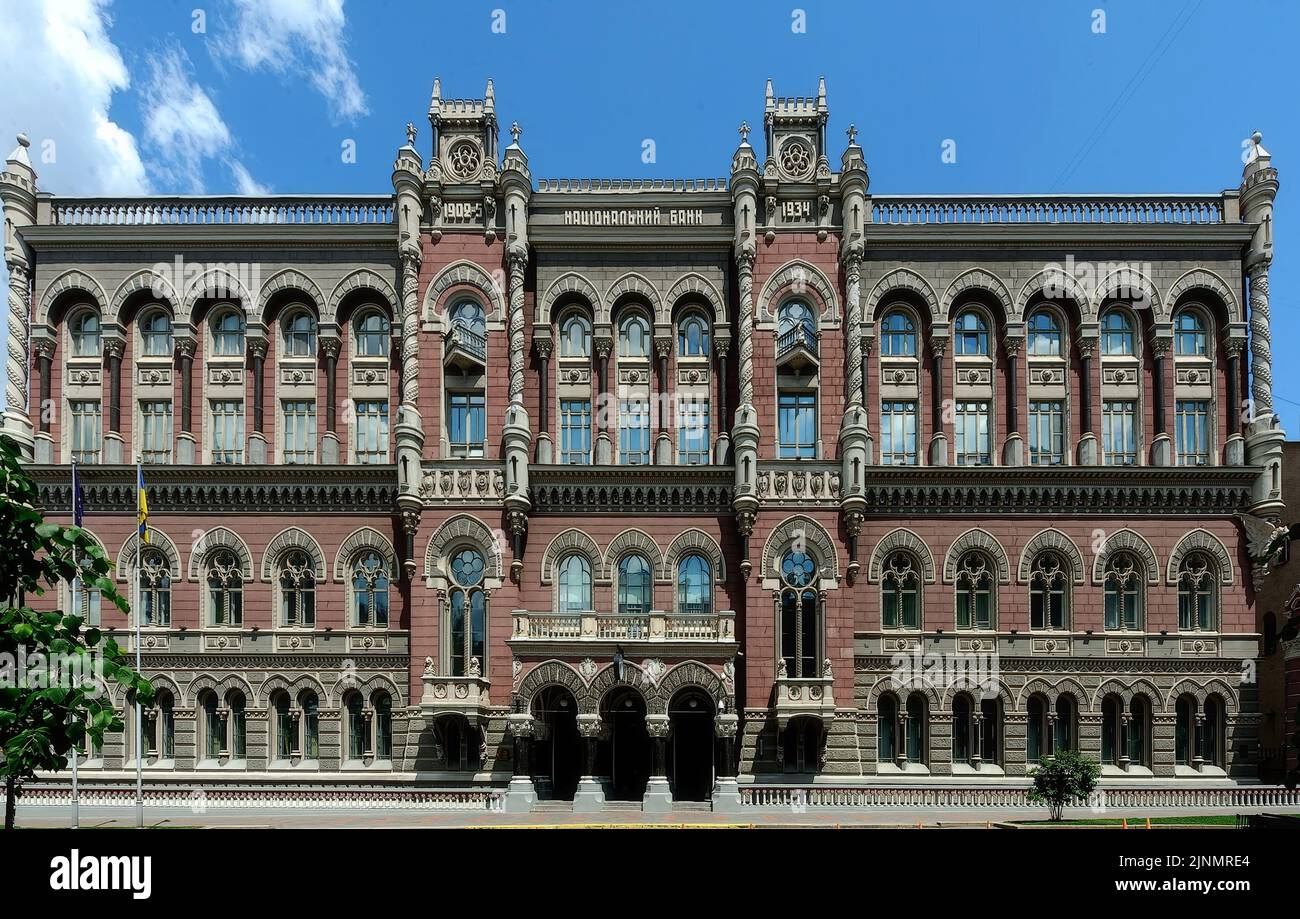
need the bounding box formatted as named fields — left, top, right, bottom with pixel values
left=1027, top=749, right=1102, bottom=821
left=0, top=434, right=153, bottom=829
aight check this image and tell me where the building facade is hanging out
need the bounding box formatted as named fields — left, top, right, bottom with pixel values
left=2, top=78, right=1291, bottom=812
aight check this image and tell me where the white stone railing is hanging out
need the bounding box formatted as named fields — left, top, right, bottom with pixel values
left=19, top=782, right=503, bottom=810
left=418, top=463, right=507, bottom=503
left=512, top=609, right=736, bottom=642
left=537, top=177, right=727, bottom=193
left=50, top=195, right=394, bottom=226
left=870, top=194, right=1225, bottom=226
left=740, top=784, right=1300, bottom=809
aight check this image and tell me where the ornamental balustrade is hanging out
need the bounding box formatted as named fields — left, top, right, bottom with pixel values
left=511, top=609, right=735, bottom=644
left=869, top=194, right=1225, bottom=226
left=51, top=195, right=394, bottom=225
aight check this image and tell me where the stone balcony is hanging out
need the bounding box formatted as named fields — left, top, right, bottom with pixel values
left=508, top=609, right=736, bottom=656
left=773, top=674, right=836, bottom=728
left=419, top=656, right=491, bottom=726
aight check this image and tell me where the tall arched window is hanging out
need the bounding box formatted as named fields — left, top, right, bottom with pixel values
left=205, top=549, right=243, bottom=627
left=779, top=550, right=820, bottom=679
left=138, top=547, right=172, bottom=627
left=1026, top=695, right=1048, bottom=763
left=449, top=299, right=486, bottom=333
left=228, top=691, right=247, bottom=758
left=905, top=693, right=926, bottom=764
left=954, top=310, right=989, bottom=356
left=952, top=694, right=972, bottom=763
left=676, top=553, right=712, bottom=614
left=274, top=692, right=294, bottom=759
left=557, top=553, right=592, bottom=613
left=346, top=692, right=367, bottom=760
left=1103, top=551, right=1142, bottom=630
left=201, top=691, right=222, bottom=759
left=1028, top=552, right=1068, bottom=630
left=1054, top=696, right=1075, bottom=752
left=1175, top=694, right=1197, bottom=765
left=211, top=308, right=245, bottom=356
left=300, top=691, right=320, bottom=759
left=146, top=690, right=175, bottom=759
left=777, top=300, right=817, bottom=353
left=69, top=309, right=101, bottom=357
left=1127, top=697, right=1149, bottom=766
left=677, top=312, right=710, bottom=357
left=448, top=547, right=486, bottom=677
left=877, top=695, right=897, bottom=763
left=1203, top=695, right=1223, bottom=767
left=282, top=309, right=317, bottom=357
left=1177, top=551, right=1216, bottom=631
left=272, top=691, right=319, bottom=761
left=619, top=313, right=650, bottom=357
left=1027, top=309, right=1062, bottom=356
left=1101, top=696, right=1122, bottom=765
left=880, top=310, right=916, bottom=357
left=354, top=310, right=391, bottom=357
left=1174, top=309, right=1208, bottom=357
left=140, top=309, right=173, bottom=357
left=617, top=553, right=651, bottom=615
left=881, top=551, right=920, bottom=629
left=352, top=550, right=390, bottom=627
left=954, top=551, right=994, bottom=629
left=559, top=312, right=592, bottom=358
left=374, top=692, right=393, bottom=760
left=278, top=550, right=316, bottom=627
left=1101, top=309, right=1135, bottom=356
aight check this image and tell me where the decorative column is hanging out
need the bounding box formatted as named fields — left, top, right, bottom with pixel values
left=503, top=712, right=536, bottom=814
left=593, top=333, right=613, bottom=464
left=500, top=125, right=534, bottom=580
left=928, top=335, right=948, bottom=466
left=713, top=333, right=730, bottom=463
left=711, top=711, right=742, bottom=812
left=572, top=714, right=605, bottom=813
left=533, top=334, right=553, bottom=462
left=730, top=122, right=761, bottom=578
left=247, top=335, right=268, bottom=464
left=1076, top=336, right=1098, bottom=465
left=35, top=337, right=54, bottom=434
left=103, top=336, right=125, bottom=464
left=642, top=715, right=673, bottom=813
left=1149, top=335, right=1172, bottom=466
left=1002, top=336, right=1023, bottom=466
left=320, top=332, right=341, bottom=464
left=393, top=125, right=426, bottom=578
left=1, top=134, right=37, bottom=459
left=1224, top=337, right=1245, bottom=465
left=175, top=335, right=197, bottom=464
left=654, top=334, right=672, bottom=464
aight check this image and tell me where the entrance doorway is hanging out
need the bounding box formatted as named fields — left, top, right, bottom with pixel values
left=600, top=688, right=650, bottom=801
left=532, top=686, right=581, bottom=800
left=669, top=690, right=716, bottom=801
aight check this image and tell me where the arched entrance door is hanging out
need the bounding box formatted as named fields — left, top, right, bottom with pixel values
left=532, top=686, right=581, bottom=801
left=669, top=689, right=716, bottom=801
left=600, top=688, right=650, bottom=801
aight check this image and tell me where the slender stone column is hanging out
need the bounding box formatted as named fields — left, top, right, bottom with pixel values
left=654, top=335, right=672, bottom=464
left=507, top=249, right=527, bottom=405
left=176, top=337, right=195, bottom=434
left=843, top=250, right=864, bottom=407
left=105, top=338, right=124, bottom=434
left=36, top=338, right=54, bottom=434
left=642, top=715, right=673, bottom=813
left=593, top=335, right=613, bottom=464
left=715, top=337, right=729, bottom=432
left=928, top=337, right=948, bottom=466
left=249, top=339, right=267, bottom=434
left=737, top=253, right=755, bottom=409
left=535, top=337, right=552, bottom=446
left=1226, top=341, right=1242, bottom=436
left=322, top=337, right=340, bottom=432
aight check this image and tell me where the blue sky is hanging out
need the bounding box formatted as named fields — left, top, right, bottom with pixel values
left=2, top=0, right=1297, bottom=420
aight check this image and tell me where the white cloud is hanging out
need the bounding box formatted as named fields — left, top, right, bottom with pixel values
left=221, top=0, right=368, bottom=120
left=139, top=45, right=234, bottom=193
left=0, top=0, right=148, bottom=195
left=228, top=159, right=271, bottom=195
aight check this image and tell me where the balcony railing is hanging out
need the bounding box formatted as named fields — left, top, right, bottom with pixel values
left=50, top=195, right=394, bottom=226
left=512, top=609, right=735, bottom=644
left=870, top=194, right=1225, bottom=226
left=776, top=324, right=818, bottom=359
left=446, top=323, right=487, bottom=361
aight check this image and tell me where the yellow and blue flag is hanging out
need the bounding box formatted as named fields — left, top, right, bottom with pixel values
left=72, top=459, right=85, bottom=527
left=136, top=462, right=149, bottom=544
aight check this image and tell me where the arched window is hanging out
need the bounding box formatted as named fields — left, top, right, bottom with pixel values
left=676, top=553, right=712, bottom=615
left=146, top=690, right=175, bottom=760
left=559, top=312, right=592, bottom=358
left=140, top=309, right=172, bottom=357
left=1054, top=695, right=1076, bottom=753
left=980, top=698, right=1001, bottom=766
left=1028, top=551, right=1068, bottom=630
left=557, top=553, right=592, bottom=613
left=1101, top=309, right=1135, bottom=356
left=1127, top=697, right=1149, bottom=766
left=1026, top=695, right=1048, bottom=763
left=69, top=309, right=101, bottom=357
left=777, top=299, right=816, bottom=353
left=448, top=547, right=487, bottom=677
left=1177, top=551, right=1216, bottom=631
left=877, top=695, right=897, bottom=763
left=1103, top=551, right=1142, bottom=630
left=677, top=312, right=710, bottom=357
left=138, top=547, right=172, bottom=627
left=1203, top=695, right=1223, bottom=767
left=374, top=692, right=393, bottom=760
left=619, top=313, right=650, bottom=358
left=205, top=549, right=242, bottom=627
left=954, top=551, right=994, bottom=629
left=300, top=691, right=320, bottom=760
left=228, top=691, right=247, bottom=759
left=905, top=693, right=926, bottom=765
left=272, top=691, right=320, bottom=761
left=273, top=692, right=293, bottom=759
left=952, top=694, right=972, bottom=763
left=346, top=692, right=367, bottom=760
left=449, top=299, right=486, bottom=334
left=881, top=551, right=920, bottom=630
left=1027, top=309, right=1062, bottom=356
left=779, top=550, right=820, bottom=679
left=211, top=309, right=245, bottom=356
left=880, top=310, right=916, bottom=357
left=616, top=553, right=652, bottom=616
left=954, top=310, right=989, bottom=356
left=1174, top=309, right=1208, bottom=357
left=351, top=550, right=390, bottom=627
left=282, top=309, right=317, bottom=357
left=1101, top=696, right=1122, bottom=765
left=201, top=691, right=222, bottom=759
left=354, top=310, right=391, bottom=357
left=1175, top=694, right=1197, bottom=766
left=278, top=550, right=316, bottom=627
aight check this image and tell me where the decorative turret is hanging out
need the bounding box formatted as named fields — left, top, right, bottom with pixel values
left=428, top=78, right=499, bottom=241
left=837, top=124, right=870, bottom=581
left=500, top=120, right=533, bottom=582
left=2, top=134, right=38, bottom=459
left=730, top=121, right=761, bottom=578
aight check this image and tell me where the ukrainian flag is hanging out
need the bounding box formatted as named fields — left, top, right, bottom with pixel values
left=136, top=462, right=149, bottom=544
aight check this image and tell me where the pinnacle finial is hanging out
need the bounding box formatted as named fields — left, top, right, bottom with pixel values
left=739, top=121, right=751, bottom=144
left=510, top=121, right=522, bottom=145
left=846, top=123, right=858, bottom=146
left=405, top=122, right=417, bottom=146
left=16, top=133, right=30, bottom=148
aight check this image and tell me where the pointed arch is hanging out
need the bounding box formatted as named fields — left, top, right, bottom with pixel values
left=1166, top=268, right=1241, bottom=322
left=188, top=527, right=252, bottom=580
left=761, top=514, right=839, bottom=584
left=1091, top=267, right=1161, bottom=318
left=537, top=271, right=601, bottom=326
left=1166, top=529, right=1234, bottom=586
left=665, top=272, right=727, bottom=325
left=1017, top=529, right=1085, bottom=584
left=116, top=529, right=183, bottom=582
left=256, top=269, right=325, bottom=325
left=329, top=269, right=398, bottom=325
left=941, top=267, right=1013, bottom=323
left=663, top=529, right=727, bottom=582
left=867, top=528, right=937, bottom=583
left=110, top=269, right=180, bottom=326
left=942, top=528, right=1011, bottom=583
left=605, top=272, right=662, bottom=326
left=865, top=267, right=940, bottom=321
left=424, top=514, right=505, bottom=583
left=758, top=259, right=839, bottom=324
left=37, top=269, right=108, bottom=326
left=1091, top=529, right=1160, bottom=585
left=423, top=259, right=506, bottom=324
left=541, top=528, right=605, bottom=584
left=605, top=528, right=665, bottom=581
left=334, top=526, right=397, bottom=582
left=260, top=527, right=326, bottom=582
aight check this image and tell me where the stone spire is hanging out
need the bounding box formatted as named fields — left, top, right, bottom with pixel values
left=1, top=134, right=38, bottom=459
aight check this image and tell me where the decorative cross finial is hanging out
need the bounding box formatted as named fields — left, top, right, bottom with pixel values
left=739, top=121, right=751, bottom=144
left=846, top=123, right=858, bottom=146
left=405, top=121, right=417, bottom=146
left=510, top=121, right=522, bottom=145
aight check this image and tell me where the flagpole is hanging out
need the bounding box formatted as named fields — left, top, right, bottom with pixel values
left=134, top=457, right=143, bottom=829
left=70, top=460, right=80, bottom=830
